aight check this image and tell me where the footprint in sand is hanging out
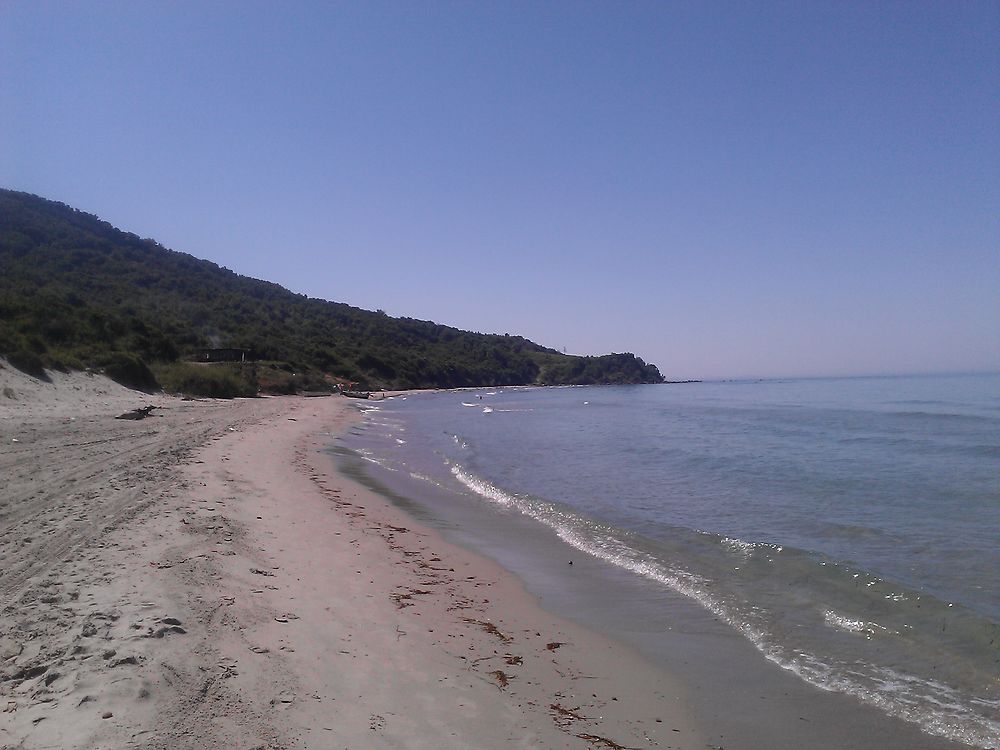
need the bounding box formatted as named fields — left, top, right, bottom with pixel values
left=271, top=692, right=295, bottom=708
left=146, top=617, right=186, bottom=638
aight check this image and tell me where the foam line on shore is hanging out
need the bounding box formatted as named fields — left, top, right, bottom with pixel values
left=447, top=460, right=999, bottom=749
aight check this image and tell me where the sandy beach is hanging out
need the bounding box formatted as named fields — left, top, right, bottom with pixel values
left=0, top=364, right=703, bottom=749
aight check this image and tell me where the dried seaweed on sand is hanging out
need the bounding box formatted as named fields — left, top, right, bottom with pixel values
left=575, top=733, right=639, bottom=750
left=461, top=617, right=512, bottom=643
left=489, top=670, right=510, bottom=688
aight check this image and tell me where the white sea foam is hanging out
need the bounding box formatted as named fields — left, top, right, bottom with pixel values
left=360, top=455, right=393, bottom=469
left=722, top=537, right=755, bottom=557
left=823, top=610, right=869, bottom=632
left=447, top=462, right=1000, bottom=749
left=822, top=610, right=892, bottom=639
left=721, top=537, right=783, bottom=561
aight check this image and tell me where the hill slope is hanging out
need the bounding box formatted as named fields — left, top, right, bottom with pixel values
left=0, top=189, right=665, bottom=391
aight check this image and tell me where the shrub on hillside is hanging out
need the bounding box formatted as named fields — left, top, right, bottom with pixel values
left=6, top=350, right=49, bottom=381
left=152, top=362, right=257, bottom=399
left=99, top=352, right=159, bottom=392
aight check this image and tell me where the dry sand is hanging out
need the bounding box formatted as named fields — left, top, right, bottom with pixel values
left=0, top=362, right=703, bottom=749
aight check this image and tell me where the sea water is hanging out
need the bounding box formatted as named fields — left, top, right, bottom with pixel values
left=338, top=374, right=1000, bottom=747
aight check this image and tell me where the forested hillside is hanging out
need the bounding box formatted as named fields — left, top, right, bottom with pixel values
left=0, top=190, right=664, bottom=393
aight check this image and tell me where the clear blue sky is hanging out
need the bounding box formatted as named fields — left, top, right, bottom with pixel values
left=2, top=1, right=997, bottom=379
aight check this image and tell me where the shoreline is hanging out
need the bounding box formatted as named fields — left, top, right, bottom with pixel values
left=0, top=370, right=703, bottom=749
left=340, top=389, right=982, bottom=750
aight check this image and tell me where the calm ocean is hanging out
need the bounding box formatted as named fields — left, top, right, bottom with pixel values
left=337, top=374, right=1000, bottom=748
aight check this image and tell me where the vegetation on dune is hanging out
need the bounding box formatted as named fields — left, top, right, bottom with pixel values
left=150, top=362, right=259, bottom=399
left=0, top=189, right=666, bottom=395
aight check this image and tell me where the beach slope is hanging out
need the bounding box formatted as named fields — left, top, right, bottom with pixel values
left=0, top=366, right=700, bottom=749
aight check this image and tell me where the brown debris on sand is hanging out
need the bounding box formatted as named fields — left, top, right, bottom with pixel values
left=489, top=669, right=511, bottom=688
left=389, top=588, right=432, bottom=609
left=550, top=702, right=591, bottom=726
left=462, top=617, right=513, bottom=643
left=576, top=733, right=640, bottom=750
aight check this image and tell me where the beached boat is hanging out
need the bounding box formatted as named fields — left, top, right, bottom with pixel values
left=342, top=390, right=370, bottom=399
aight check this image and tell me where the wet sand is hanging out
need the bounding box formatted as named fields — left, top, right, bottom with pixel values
left=0, top=365, right=702, bottom=749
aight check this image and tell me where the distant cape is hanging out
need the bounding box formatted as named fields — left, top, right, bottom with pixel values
left=0, top=189, right=666, bottom=393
